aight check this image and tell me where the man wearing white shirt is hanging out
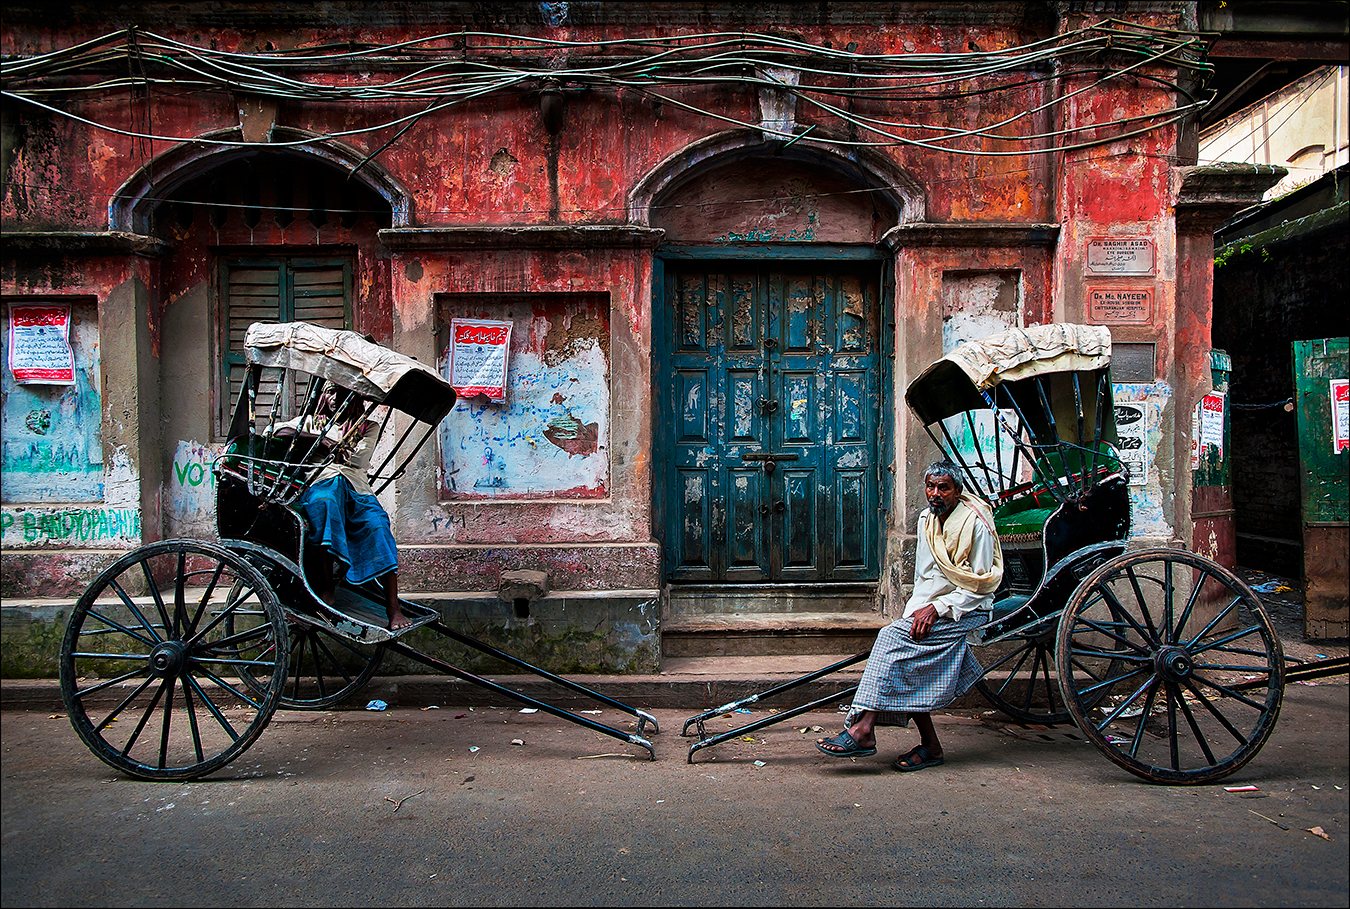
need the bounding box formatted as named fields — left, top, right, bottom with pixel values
left=816, top=460, right=1003, bottom=770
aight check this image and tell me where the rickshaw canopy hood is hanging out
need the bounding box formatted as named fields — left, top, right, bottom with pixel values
left=905, top=323, right=1112, bottom=426
left=244, top=322, right=457, bottom=426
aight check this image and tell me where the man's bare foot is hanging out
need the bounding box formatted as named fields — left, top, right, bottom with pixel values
left=387, top=605, right=412, bottom=632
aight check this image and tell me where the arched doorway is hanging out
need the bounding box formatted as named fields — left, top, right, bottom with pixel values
left=118, top=139, right=402, bottom=539
left=647, top=137, right=913, bottom=628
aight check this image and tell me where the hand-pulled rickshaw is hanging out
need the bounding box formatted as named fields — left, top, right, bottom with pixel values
left=684, top=324, right=1302, bottom=784
left=59, top=323, right=657, bottom=781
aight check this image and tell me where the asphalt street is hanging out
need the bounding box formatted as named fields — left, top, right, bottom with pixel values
left=2, top=678, right=1346, bottom=908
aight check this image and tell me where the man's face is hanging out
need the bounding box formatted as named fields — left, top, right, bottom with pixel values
left=925, top=474, right=960, bottom=516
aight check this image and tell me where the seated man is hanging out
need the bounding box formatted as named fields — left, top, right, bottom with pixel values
left=816, top=460, right=1003, bottom=770
left=274, top=384, right=409, bottom=631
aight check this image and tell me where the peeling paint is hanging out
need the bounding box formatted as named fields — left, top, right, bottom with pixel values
left=1113, top=382, right=1174, bottom=539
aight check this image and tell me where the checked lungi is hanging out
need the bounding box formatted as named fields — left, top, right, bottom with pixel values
left=847, top=609, right=989, bottom=727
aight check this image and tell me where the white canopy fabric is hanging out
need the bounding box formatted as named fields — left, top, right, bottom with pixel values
left=243, top=322, right=457, bottom=424
left=245, top=321, right=448, bottom=398
left=905, top=323, right=1114, bottom=426
left=941, top=323, right=1112, bottom=390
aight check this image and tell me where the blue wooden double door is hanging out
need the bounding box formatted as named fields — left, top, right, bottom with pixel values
left=660, top=262, right=884, bottom=584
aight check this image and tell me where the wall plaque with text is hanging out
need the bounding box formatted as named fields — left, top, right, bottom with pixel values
left=1087, top=286, right=1153, bottom=323
left=1086, top=237, right=1155, bottom=276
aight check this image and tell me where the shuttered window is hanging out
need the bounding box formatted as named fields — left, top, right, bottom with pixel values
left=219, top=257, right=352, bottom=435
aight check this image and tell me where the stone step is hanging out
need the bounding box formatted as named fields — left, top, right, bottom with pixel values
left=661, top=611, right=889, bottom=657
left=666, top=583, right=878, bottom=617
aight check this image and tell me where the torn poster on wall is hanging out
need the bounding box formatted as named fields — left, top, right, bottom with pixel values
left=1191, top=391, right=1225, bottom=470
left=1331, top=378, right=1348, bottom=454
left=449, top=319, right=512, bottom=402
left=8, top=304, right=75, bottom=385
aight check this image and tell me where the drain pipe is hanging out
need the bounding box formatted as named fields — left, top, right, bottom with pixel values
left=498, top=569, right=551, bottom=619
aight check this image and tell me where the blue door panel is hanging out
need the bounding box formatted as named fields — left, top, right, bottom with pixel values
left=664, top=262, right=880, bottom=584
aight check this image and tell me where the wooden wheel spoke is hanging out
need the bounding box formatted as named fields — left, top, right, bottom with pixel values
left=1161, top=562, right=1177, bottom=646
left=182, top=672, right=245, bottom=743
left=982, top=641, right=1037, bottom=683
left=1172, top=683, right=1219, bottom=766
left=1093, top=672, right=1158, bottom=731
left=1181, top=594, right=1243, bottom=649
left=1084, top=593, right=1154, bottom=653
left=1165, top=683, right=1181, bottom=771
left=1172, top=567, right=1209, bottom=642
left=192, top=662, right=271, bottom=713
left=118, top=679, right=169, bottom=758
left=180, top=678, right=207, bottom=766
left=1184, top=676, right=1262, bottom=746
left=93, top=674, right=156, bottom=731
left=173, top=552, right=188, bottom=638
left=73, top=666, right=150, bottom=700
left=311, top=632, right=363, bottom=680
left=107, top=579, right=165, bottom=645
left=1187, top=672, right=1273, bottom=713
left=140, top=559, right=174, bottom=637
left=1124, top=681, right=1160, bottom=760
left=184, top=560, right=229, bottom=638
left=1189, top=623, right=1267, bottom=657
left=186, top=583, right=261, bottom=648
left=1070, top=659, right=1149, bottom=699
left=1026, top=646, right=1056, bottom=714
left=1120, top=566, right=1161, bottom=643
left=158, top=674, right=177, bottom=769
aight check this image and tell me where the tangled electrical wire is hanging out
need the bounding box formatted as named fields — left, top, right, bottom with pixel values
left=2, top=19, right=1215, bottom=164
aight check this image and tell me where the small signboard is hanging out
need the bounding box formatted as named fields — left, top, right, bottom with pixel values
left=448, top=318, right=512, bottom=402
left=1331, top=378, right=1349, bottom=454
left=1086, top=237, right=1155, bottom=276
left=8, top=304, right=75, bottom=385
left=1087, top=286, right=1153, bottom=324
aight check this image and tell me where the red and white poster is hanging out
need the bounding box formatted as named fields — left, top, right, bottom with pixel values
left=1192, top=391, right=1225, bottom=469
left=1331, top=378, right=1349, bottom=454
left=448, top=318, right=512, bottom=402
left=8, top=304, right=75, bottom=385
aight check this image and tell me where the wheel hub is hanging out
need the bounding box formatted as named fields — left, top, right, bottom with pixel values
left=148, top=640, right=188, bottom=678
left=1156, top=646, right=1193, bottom=682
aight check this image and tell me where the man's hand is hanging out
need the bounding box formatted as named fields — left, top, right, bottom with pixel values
left=910, top=604, right=939, bottom=641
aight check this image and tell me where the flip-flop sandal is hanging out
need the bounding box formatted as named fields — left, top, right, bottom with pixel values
left=892, top=745, right=945, bottom=772
left=815, top=730, right=877, bottom=758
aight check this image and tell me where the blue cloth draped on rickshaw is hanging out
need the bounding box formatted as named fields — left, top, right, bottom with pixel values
left=300, top=476, right=398, bottom=585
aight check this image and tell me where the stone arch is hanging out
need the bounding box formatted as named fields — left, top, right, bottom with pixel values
left=108, top=126, right=413, bottom=233
left=628, top=128, right=925, bottom=232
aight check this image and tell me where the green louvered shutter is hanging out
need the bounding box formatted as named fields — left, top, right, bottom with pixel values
left=219, top=257, right=352, bottom=435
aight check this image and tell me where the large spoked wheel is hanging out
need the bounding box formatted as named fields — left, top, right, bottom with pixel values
left=59, top=540, right=288, bottom=781
left=1056, top=549, right=1284, bottom=785
left=222, top=543, right=386, bottom=710
left=238, top=616, right=385, bottom=710
left=975, top=633, right=1075, bottom=725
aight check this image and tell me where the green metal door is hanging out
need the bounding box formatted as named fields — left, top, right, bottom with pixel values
left=1292, top=337, right=1349, bottom=637
left=660, top=262, right=881, bottom=584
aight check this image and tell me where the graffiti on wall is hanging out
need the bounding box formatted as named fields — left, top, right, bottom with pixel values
left=0, top=506, right=140, bottom=546
left=166, top=440, right=222, bottom=537
left=1, top=304, right=103, bottom=504
left=440, top=307, right=609, bottom=499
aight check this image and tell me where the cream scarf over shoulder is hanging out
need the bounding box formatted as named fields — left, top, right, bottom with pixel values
left=924, top=491, right=1004, bottom=595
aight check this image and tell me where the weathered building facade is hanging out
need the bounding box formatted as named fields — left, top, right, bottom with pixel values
left=1, top=2, right=1280, bottom=674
